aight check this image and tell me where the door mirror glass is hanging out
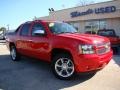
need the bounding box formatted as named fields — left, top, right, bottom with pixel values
left=32, top=29, right=46, bottom=36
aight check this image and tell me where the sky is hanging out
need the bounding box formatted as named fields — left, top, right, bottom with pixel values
left=0, top=0, right=112, bottom=30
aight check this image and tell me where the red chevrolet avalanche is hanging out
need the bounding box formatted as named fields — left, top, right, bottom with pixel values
left=6, top=20, right=113, bottom=79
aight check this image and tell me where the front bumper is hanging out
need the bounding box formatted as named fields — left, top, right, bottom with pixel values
left=74, top=51, right=113, bottom=73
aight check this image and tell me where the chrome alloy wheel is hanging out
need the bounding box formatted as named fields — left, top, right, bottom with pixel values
left=55, top=58, right=74, bottom=78
left=11, top=47, right=16, bottom=60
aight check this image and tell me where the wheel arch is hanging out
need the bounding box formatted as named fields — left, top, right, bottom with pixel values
left=9, top=42, right=16, bottom=50
left=51, top=48, right=73, bottom=61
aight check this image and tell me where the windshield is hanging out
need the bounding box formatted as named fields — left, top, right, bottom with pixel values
left=48, top=22, right=78, bottom=34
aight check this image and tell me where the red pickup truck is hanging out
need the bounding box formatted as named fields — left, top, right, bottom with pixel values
left=6, top=20, right=113, bottom=79
left=97, top=29, right=120, bottom=48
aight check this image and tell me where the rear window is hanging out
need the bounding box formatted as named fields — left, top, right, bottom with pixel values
left=98, top=30, right=115, bottom=36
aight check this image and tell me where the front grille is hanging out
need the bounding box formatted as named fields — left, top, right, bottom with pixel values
left=96, top=42, right=110, bottom=55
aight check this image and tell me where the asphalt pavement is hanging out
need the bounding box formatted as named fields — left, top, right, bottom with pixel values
left=0, top=42, right=120, bottom=90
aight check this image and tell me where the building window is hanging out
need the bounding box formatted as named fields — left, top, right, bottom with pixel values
left=85, top=21, right=99, bottom=33
left=99, top=20, right=107, bottom=30
left=85, top=20, right=107, bottom=33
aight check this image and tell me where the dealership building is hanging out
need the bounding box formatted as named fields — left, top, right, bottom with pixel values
left=37, top=0, right=120, bottom=36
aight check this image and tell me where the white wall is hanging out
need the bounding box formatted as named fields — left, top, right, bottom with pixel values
left=44, top=0, right=120, bottom=22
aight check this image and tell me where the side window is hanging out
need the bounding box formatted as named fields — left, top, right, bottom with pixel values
left=20, top=24, right=31, bottom=36
left=32, top=23, right=45, bottom=36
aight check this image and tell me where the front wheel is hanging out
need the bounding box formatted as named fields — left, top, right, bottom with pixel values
left=52, top=54, right=75, bottom=80
left=10, top=46, right=21, bottom=61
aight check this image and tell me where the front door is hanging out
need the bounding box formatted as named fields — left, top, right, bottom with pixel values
left=30, top=22, right=50, bottom=61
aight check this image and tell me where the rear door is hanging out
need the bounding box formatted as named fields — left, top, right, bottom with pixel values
left=16, top=23, right=32, bottom=56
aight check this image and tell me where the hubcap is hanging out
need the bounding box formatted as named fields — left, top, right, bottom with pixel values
left=55, top=58, right=74, bottom=78
left=11, top=48, right=16, bottom=60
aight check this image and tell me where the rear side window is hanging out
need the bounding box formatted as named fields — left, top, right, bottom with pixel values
left=20, top=23, right=31, bottom=36
left=98, top=31, right=115, bottom=36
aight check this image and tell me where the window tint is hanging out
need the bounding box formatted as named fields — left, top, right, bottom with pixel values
left=20, top=24, right=31, bottom=36
left=32, top=23, right=45, bottom=36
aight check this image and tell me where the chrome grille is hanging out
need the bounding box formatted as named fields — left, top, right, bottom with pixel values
left=96, top=42, right=110, bottom=54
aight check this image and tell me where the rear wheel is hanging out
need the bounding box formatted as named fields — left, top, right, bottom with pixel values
left=10, top=45, right=21, bottom=61
left=52, top=54, right=75, bottom=80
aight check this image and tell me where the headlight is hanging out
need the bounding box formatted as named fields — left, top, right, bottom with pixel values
left=79, top=45, right=95, bottom=54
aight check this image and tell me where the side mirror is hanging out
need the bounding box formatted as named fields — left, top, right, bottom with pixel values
left=33, top=29, right=46, bottom=36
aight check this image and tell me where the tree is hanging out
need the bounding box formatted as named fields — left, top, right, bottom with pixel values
left=0, top=27, right=6, bottom=35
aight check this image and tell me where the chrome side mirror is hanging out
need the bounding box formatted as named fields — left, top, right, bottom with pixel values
left=33, top=29, right=46, bottom=36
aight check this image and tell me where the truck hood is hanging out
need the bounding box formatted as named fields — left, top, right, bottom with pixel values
left=57, top=33, right=109, bottom=44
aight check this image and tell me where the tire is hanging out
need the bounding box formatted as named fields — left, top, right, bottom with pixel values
left=51, top=54, right=75, bottom=80
left=10, top=45, right=21, bottom=61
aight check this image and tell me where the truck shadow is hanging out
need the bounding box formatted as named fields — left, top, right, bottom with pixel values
left=112, top=47, right=120, bottom=67
left=113, top=55, right=120, bottom=67
left=0, top=54, right=95, bottom=90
